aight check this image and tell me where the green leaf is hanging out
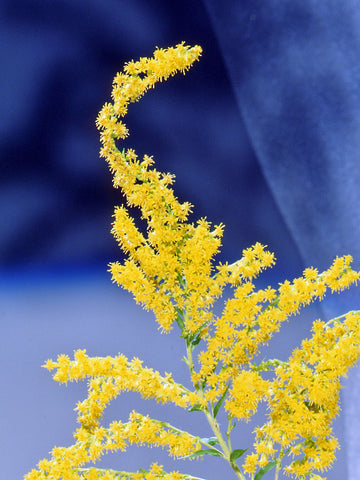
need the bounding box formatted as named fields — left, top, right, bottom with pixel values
left=254, top=460, right=277, bottom=480
left=174, top=306, right=184, bottom=317
left=230, top=449, right=248, bottom=463
left=227, top=418, right=236, bottom=434
left=176, top=273, right=186, bottom=288
left=201, top=436, right=219, bottom=446
left=187, top=404, right=204, bottom=412
left=175, top=313, right=185, bottom=332
left=186, top=448, right=223, bottom=459
left=191, top=334, right=202, bottom=347
left=213, top=385, right=230, bottom=418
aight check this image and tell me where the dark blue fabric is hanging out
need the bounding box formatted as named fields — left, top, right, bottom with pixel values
left=0, top=0, right=301, bottom=271
left=204, top=0, right=360, bottom=272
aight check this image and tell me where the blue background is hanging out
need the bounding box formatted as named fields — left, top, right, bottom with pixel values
left=1, top=1, right=360, bottom=479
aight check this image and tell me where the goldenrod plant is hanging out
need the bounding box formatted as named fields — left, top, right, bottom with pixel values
left=25, top=43, right=360, bottom=480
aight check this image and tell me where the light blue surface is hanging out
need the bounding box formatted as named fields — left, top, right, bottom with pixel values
left=1, top=267, right=353, bottom=479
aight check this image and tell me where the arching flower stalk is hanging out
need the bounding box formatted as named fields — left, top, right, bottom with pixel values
left=25, top=43, right=360, bottom=480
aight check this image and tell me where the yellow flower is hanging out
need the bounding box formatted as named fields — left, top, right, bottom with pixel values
left=225, top=370, right=270, bottom=420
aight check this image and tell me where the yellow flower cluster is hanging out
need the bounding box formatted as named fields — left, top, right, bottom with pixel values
left=96, top=43, right=232, bottom=334
left=194, top=254, right=359, bottom=408
left=26, top=448, right=190, bottom=480
left=77, top=463, right=186, bottom=480
left=94, top=43, right=360, bottom=479
left=23, top=348, right=203, bottom=480
left=24, top=44, right=360, bottom=480
left=43, top=349, right=202, bottom=430
left=25, top=409, right=200, bottom=479
left=97, top=46, right=360, bottom=418
left=242, top=310, right=360, bottom=477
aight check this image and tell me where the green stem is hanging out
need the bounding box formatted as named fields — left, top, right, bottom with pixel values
left=185, top=338, right=246, bottom=480
left=274, top=462, right=280, bottom=480
left=226, top=415, right=233, bottom=451
left=186, top=340, right=197, bottom=380
left=325, top=309, right=360, bottom=326
left=203, top=409, right=245, bottom=480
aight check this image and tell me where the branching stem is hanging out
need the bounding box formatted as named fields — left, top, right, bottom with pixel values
left=185, top=336, right=246, bottom=480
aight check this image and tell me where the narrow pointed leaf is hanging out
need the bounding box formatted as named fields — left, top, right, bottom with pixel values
left=186, top=448, right=223, bottom=459
left=213, top=385, right=230, bottom=418
left=175, top=313, right=185, bottom=331
left=188, top=404, right=204, bottom=412
left=175, top=307, right=184, bottom=317
left=230, top=448, right=248, bottom=463
left=191, top=334, right=202, bottom=347
left=254, top=460, right=277, bottom=480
